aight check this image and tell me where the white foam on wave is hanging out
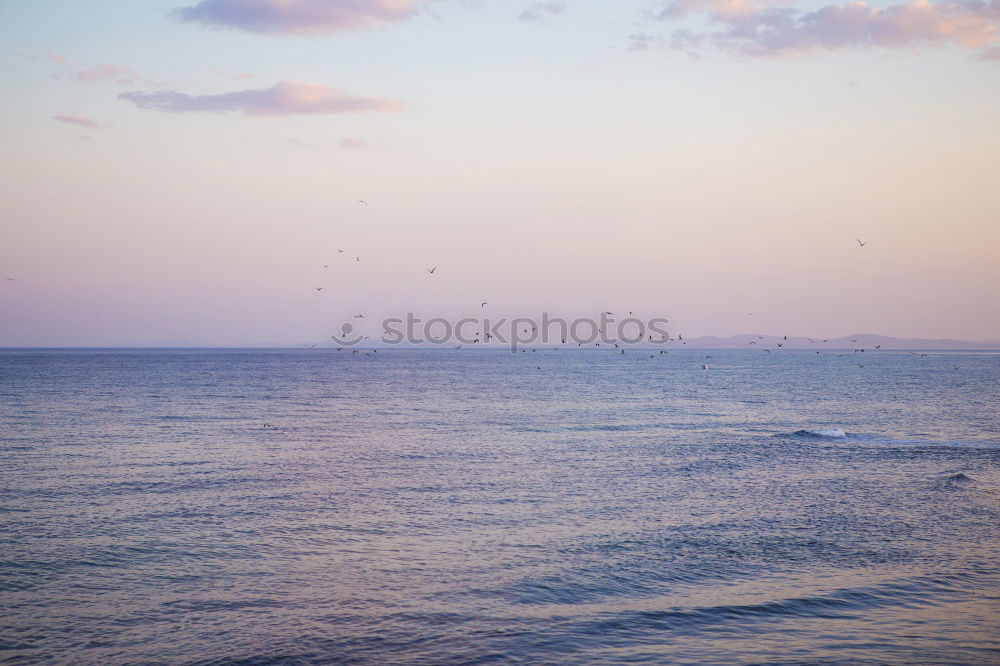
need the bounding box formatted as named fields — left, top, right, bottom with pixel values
left=796, top=428, right=847, bottom=438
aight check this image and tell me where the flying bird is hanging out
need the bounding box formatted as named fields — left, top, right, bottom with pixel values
left=427, top=267, right=437, bottom=274
left=481, top=302, right=488, bottom=307
left=357, top=200, right=368, bottom=207
left=315, top=287, right=323, bottom=292
left=857, top=238, right=868, bottom=246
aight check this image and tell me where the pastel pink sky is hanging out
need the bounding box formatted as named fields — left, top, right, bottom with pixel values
left=0, top=0, right=998, bottom=345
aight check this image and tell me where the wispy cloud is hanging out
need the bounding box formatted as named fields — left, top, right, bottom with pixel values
left=518, top=1, right=568, bottom=21
left=628, top=32, right=658, bottom=51
left=118, top=80, right=406, bottom=116
left=643, top=0, right=1000, bottom=56
left=53, top=114, right=101, bottom=129
left=339, top=136, right=371, bottom=149
left=69, top=63, right=164, bottom=86
left=172, top=0, right=430, bottom=35
left=49, top=53, right=67, bottom=65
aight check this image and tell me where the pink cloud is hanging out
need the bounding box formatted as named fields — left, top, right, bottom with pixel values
left=339, top=137, right=371, bottom=149
left=53, top=114, right=101, bottom=129
left=74, top=63, right=143, bottom=85
left=49, top=53, right=67, bottom=65
left=172, top=0, right=430, bottom=35
left=647, top=0, right=1000, bottom=56
left=518, top=1, right=568, bottom=21
left=118, top=80, right=406, bottom=116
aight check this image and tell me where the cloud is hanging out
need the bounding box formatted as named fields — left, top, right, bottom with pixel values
left=172, top=0, right=430, bottom=35
left=518, top=1, right=568, bottom=21
left=118, top=80, right=406, bottom=116
left=978, top=43, right=1000, bottom=56
left=49, top=53, right=67, bottom=65
left=646, top=0, right=1000, bottom=56
left=74, top=63, right=144, bottom=85
left=339, top=137, right=371, bottom=149
left=628, top=32, right=659, bottom=51
left=53, top=114, right=101, bottom=129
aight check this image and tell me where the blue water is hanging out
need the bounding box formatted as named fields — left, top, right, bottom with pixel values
left=1, top=349, right=998, bottom=664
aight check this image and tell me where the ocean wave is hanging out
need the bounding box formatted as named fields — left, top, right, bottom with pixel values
left=936, top=472, right=976, bottom=489
left=791, top=428, right=847, bottom=439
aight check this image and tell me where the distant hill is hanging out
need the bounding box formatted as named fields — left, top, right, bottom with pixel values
left=672, top=334, right=1000, bottom=350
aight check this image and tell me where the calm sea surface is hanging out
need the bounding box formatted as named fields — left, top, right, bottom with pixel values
left=1, top=349, right=998, bottom=664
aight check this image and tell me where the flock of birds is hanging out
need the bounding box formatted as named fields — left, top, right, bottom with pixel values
left=9, top=222, right=959, bottom=371
left=286, top=212, right=960, bottom=370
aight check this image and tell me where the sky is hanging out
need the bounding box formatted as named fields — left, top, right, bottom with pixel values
left=1, top=0, right=998, bottom=346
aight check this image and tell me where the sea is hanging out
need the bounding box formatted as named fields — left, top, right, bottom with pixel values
left=1, top=348, right=998, bottom=665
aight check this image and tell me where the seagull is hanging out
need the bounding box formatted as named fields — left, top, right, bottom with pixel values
left=481, top=302, right=488, bottom=307
left=356, top=256, right=361, bottom=262
left=5, top=277, right=13, bottom=282
left=337, top=249, right=344, bottom=253
left=323, top=265, right=330, bottom=269
left=857, top=238, right=868, bottom=247
left=874, top=344, right=881, bottom=349
left=702, top=363, right=708, bottom=369
left=851, top=338, right=859, bottom=343
left=857, top=364, right=865, bottom=368
left=315, top=287, right=324, bottom=292
left=357, top=200, right=368, bottom=207
left=427, top=267, right=437, bottom=274
left=354, top=314, right=365, bottom=318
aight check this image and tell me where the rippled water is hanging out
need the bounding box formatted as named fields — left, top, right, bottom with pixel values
left=2, top=349, right=999, bottom=664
